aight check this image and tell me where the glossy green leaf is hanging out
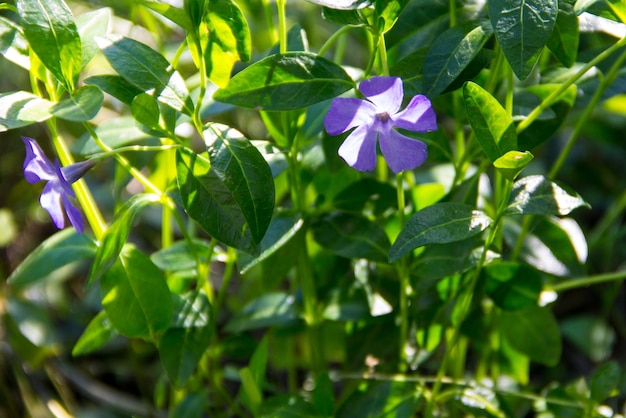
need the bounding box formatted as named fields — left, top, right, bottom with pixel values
left=159, top=291, right=212, bottom=388
left=424, top=20, right=493, bottom=97
left=0, top=91, right=53, bottom=132
left=493, top=150, right=534, bottom=181
left=336, top=381, right=422, bottom=418
left=305, top=0, right=372, bottom=9
left=85, top=75, right=144, bottom=106
left=483, top=262, right=542, bottom=311
left=8, top=228, right=96, bottom=287
left=463, top=81, right=517, bottom=163
left=142, top=0, right=193, bottom=32
left=390, top=202, right=492, bottom=263
left=204, top=0, right=251, bottom=87
left=225, top=292, right=299, bottom=333
left=96, top=35, right=194, bottom=115
left=0, top=15, right=30, bottom=70
left=76, top=7, right=111, bottom=68
left=72, top=310, right=118, bottom=356
left=546, top=2, right=579, bottom=67
left=376, top=0, right=410, bottom=33
left=590, top=361, right=621, bottom=403
left=499, top=306, right=561, bottom=366
left=312, top=212, right=391, bottom=263
left=213, top=52, right=354, bottom=110
left=17, top=0, right=82, bottom=90
left=505, top=175, right=590, bottom=216
left=237, top=211, right=304, bottom=274
left=88, top=193, right=161, bottom=285
left=51, top=85, right=104, bottom=121
left=321, top=7, right=364, bottom=25
left=490, top=0, right=558, bottom=80
left=100, top=245, right=172, bottom=340
left=131, top=93, right=161, bottom=131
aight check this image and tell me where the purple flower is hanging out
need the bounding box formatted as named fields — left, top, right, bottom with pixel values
left=324, top=76, right=437, bottom=174
left=22, top=137, right=94, bottom=233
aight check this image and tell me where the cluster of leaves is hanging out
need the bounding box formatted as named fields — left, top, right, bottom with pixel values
left=1, top=0, right=626, bottom=416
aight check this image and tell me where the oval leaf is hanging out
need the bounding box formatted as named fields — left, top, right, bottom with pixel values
left=51, top=85, right=104, bottom=121
left=96, top=35, right=194, bottom=115
left=17, top=0, right=82, bottom=90
left=424, top=20, right=493, bottom=97
left=499, top=306, right=561, bottom=366
left=390, top=202, right=492, bottom=263
left=505, top=175, right=590, bottom=216
left=213, top=52, right=354, bottom=110
left=0, top=91, right=53, bottom=132
left=312, top=212, right=391, bottom=263
left=100, top=245, right=172, bottom=340
left=489, top=0, right=558, bottom=80
left=464, top=81, right=517, bottom=163
left=493, top=150, right=534, bottom=181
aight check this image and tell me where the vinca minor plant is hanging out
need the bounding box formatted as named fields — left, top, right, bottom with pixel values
left=1, top=0, right=626, bottom=416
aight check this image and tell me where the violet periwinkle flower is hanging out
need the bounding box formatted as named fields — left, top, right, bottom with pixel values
left=22, top=137, right=95, bottom=233
left=324, top=76, right=437, bottom=174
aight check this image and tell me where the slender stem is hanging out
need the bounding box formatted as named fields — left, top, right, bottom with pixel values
left=318, top=25, right=356, bottom=58
left=276, top=0, right=287, bottom=54
left=396, top=173, right=410, bottom=372
left=517, top=35, right=626, bottom=134
left=377, top=33, right=389, bottom=76
left=550, top=270, right=626, bottom=293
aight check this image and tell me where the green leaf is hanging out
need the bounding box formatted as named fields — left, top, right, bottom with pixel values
left=0, top=91, right=53, bottom=132
left=159, top=291, right=212, bottom=388
left=213, top=52, right=354, bottom=110
left=505, top=175, right=590, bottom=216
left=489, top=0, right=558, bottom=80
left=204, top=0, right=251, bottom=87
left=85, top=75, right=144, bottom=105
left=8, top=228, right=96, bottom=287
left=546, top=2, right=579, bottom=68
left=590, top=361, right=621, bottom=403
left=72, top=116, right=158, bottom=155
left=100, top=245, right=172, bottom=340
left=239, top=336, right=268, bottom=412
left=499, top=306, right=561, bottom=366
left=389, top=202, right=492, bottom=263
left=0, top=15, right=30, bottom=70
left=96, top=35, right=194, bottom=115
left=225, top=292, right=299, bottom=333
left=493, top=150, right=534, bottom=181
left=88, top=193, right=161, bottom=285
left=336, top=381, right=422, bottom=418
left=305, top=0, right=373, bottom=9
left=560, top=315, right=615, bottom=362
left=151, top=239, right=213, bottom=272
left=237, top=211, right=304, bottom=274
left=424, top=20, right=493, bottom=97
left=169, top=391, right=208, bottom=418
left=131, top=93, right=161, bottom=131
left=483, top=262, right=542, bottom=311
left=17, top=0, right=82, bottom=90
left=312, top=212, right=391, bottom=263
left=313, top=372, right=334, bottom=417
left=76, top=7, right=111, bottom=69
left=142, top=0, right=193, bottom=32
left=463, top=81, right=517, bottom=163
left=376, top=0, right=410, bottom=33
left=51, top=85, right=104, bottom=121
left=322, top=7, right=364, bottom=25
left=608, top=0, right=626, bottom=23
left=72, top=310, right=118, bottom=356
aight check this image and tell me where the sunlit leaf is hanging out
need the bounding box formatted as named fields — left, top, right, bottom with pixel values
left=505, top=175, right=590, bottom=216
left=72, top=310, right=118, bottom=356
left=0, top=91, right=53, bottom=132
left=51, top=85, right=104, bottom=121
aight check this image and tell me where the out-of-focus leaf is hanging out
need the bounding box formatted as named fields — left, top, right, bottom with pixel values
left=336, top=381, right=422, bottom=418
left=561, top=315, right=615, bottom=362
left=483, top=262, right=542, bottom=310
left=213, top=52, right=353, bottom=110
left=0, top=91, right=53, bottom=132
left=142, top=0, right=193, bottom=32
left=100, top=245, right=172, bottom=340
left=76, top=7, right=111, bottom=68
left=590, top=361, right=621, bottom=403
left=505, top=175, right=590, bottom=216
left=51, top=85, right=104, bottom=121
left=8, top=228, right=96, bottom=287
left=390, top=202, right=492, bottom=262
left=225, top=292, right=299, bottom=333
left=17, top=0, right=82, bottom=90
left=72, top=310, right=118, bottom=356
left=312, top=212, right=391, bottom=263
left=169, top=391, right=208, bottom=418
left=151, top=239, right=213, bottom=272
left=0, top=15, right=30, bottom=70
left=424, top=20, right=493, bottom=97
left=499, top=306, right=561, bottom=366
left=72, top=116, right=158, bottom=155
left=305, top=0, right=372, bottom=9
left=489, top=0, right=558, bottom=80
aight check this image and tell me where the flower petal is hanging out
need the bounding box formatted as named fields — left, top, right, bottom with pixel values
left=40, top=181, right=66, bottom=229
left=338, top=124, right=379, bottom=172
left=393, top=95, right=437, bottom=132
left=359, top=76, right=403, bottom=114
left=62, top=193, right=84, bottom=233
left=324, top=97, right=376, bottom=135
left=379, top=130, right=428, bottom=174
left=22, top=137, right=56, bottom=183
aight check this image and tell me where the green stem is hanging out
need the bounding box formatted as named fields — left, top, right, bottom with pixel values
left=550, top=270, right=626, bottom=293
left=276, top=0, right=288, bottom=54
left=318, top=25, right=356, bottom=58
left=396, top=173, right=410, bottom=372
left=517, top=35, right=626, bottom=134
left=377, top=33, right=389, bottom=76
